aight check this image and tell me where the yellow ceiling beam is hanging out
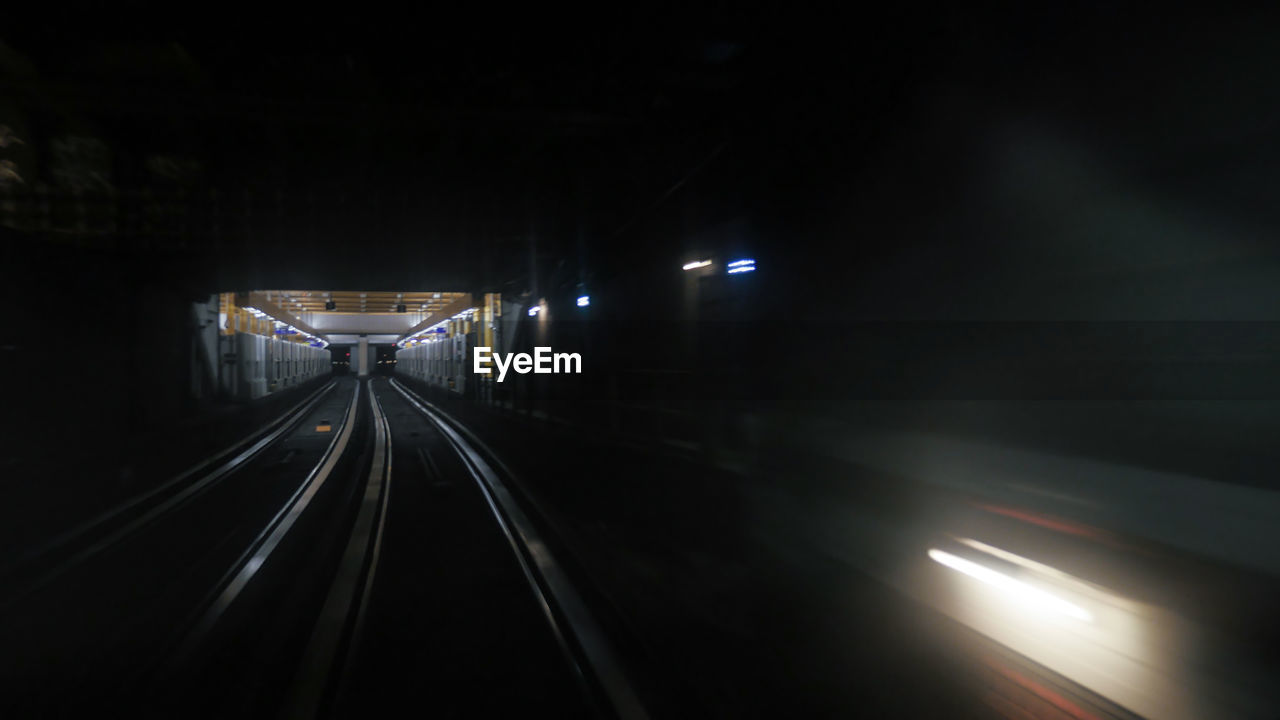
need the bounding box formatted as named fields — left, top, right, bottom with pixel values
left=396, top=293, right=480, bottom=342
left=241, top=292, right=330, bottom=341
left=258, top=290, right=469, bottom=315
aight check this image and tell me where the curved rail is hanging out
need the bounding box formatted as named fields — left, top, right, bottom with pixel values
left=389, top=378, right=649, bottom=720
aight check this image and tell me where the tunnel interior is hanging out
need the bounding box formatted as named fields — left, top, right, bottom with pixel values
left=6, top=6, right=1280, bottom=720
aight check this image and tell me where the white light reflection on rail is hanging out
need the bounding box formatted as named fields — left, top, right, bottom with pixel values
left=928, top=548, right=1092, bottom=622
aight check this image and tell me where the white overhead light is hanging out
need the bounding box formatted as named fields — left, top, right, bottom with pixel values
left=683, top=259, right=713, bottom=271
left=577, top=295, right=590, bottom=307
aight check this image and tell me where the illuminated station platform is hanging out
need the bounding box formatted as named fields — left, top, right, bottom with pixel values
left=220, top=290, right=475, bottom=384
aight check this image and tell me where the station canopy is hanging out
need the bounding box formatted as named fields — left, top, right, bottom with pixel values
left=250, top=290, right=472, bottom=345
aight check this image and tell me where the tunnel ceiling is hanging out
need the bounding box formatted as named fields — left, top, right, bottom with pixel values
left=7, top=7, right=1280, bottom=304
left=1, top=8, right=787, bottom=293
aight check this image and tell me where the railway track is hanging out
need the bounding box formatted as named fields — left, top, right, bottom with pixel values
left=0, top=376, right=646, bottom=719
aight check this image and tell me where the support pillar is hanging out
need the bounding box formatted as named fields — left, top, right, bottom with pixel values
left=357, top=336, right=370, bottom=377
